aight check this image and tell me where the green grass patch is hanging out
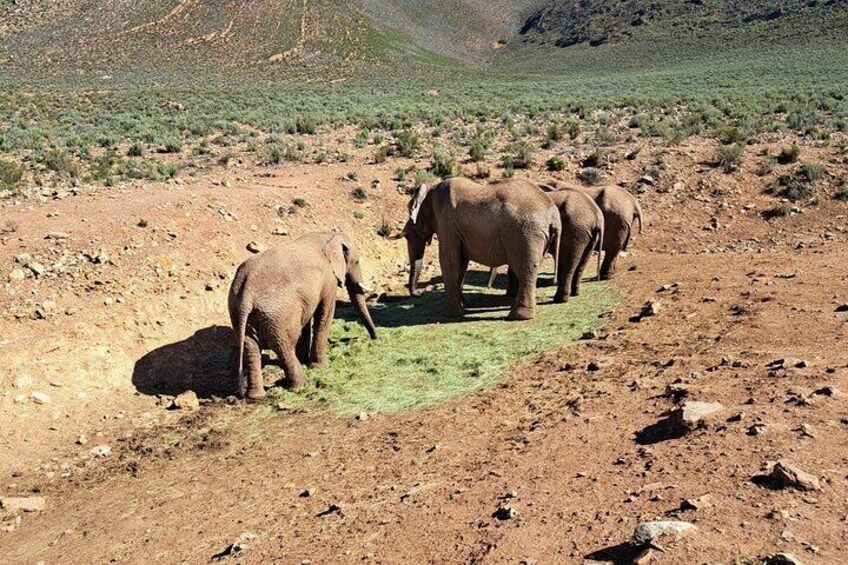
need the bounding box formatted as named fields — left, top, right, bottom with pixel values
left=268, top=271, right=612, bottom=415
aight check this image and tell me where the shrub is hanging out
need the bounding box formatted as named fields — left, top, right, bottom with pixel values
left=770, top=174, right=814, bottom=202
left=504, top=142, right=533, bottom=169
left=719, top=127, right=744, bottom=144
left=0, top=160, right=24, bottom=192
left=374, top=145, right=389, bottom=164
left=292, top=197, right=308, bottom=208
left=353, top=210, right=365, bottom=220
left=472, top=163, right=491, bottom=179
left=43, top=149, right=80, bottom=177
left=161, top=136, right=182, bottom=154
left=799, top=163, right=825, bottom=182
left=577, top=168, right=602, bottom=185
left=295, top=117, right=316, bottom=135
left=582, top=148, right=606, bottom=168
left=628, top=114, right=647, bottom=129
left=546, top=123, right=563, bottom=143
left=835, top=184, right=848, bottom=201
left=414, top=170, right=437, bottom=188
left=377, top=220, right=392, bottom=238
left=776, top=145, right=800, bottom=164
left=127, top=143, right=144, bottom=157
left=393, top=167, right=406, bottom=182
left=715, top=144, right=744, bottom=173
left=394, top=130, right=421, bottom=157
left=625, top=147, right=642, bottom=160
left=546, top=156, right=565, bottom=172
left=564, top=120, right=580, bottom=140
left=351, top=187, right=368, bottom=201
left=761, top=204, right=793, bottom=219
left=157, top=162, right=180, bottom=180
left=469, top=140, right=486, bottom=162
left=429, top=150, right=457, bottom=178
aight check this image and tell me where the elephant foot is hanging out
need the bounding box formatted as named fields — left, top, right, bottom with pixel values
left=443, top=306, right=465, bottom=319
left=570, top=288, right=581, bottom=297
left=599, top=271, right=614, bottom=281
left=308, top=359, right=327, bottom=370
left=508, top=306, right=535, bottom=321
left=553, top=293, right=568, bottom=304
left=245, top=386, right=267, bottom=401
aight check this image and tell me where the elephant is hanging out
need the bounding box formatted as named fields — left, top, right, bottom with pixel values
left=228, top=230, right=377, bottom=399
left=542, top=180, right=643, bottom=279
left=396, top=177, right=561, bottom=321
left=487, top=188, right=603, bottom=302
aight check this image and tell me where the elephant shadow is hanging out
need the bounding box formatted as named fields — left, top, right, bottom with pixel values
left=132, top=325, right=237, bottom=399
left=337, top=269, right=558, bottom=329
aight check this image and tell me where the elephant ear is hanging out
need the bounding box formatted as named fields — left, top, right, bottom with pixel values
left=324, top=233, right=348, bottom=287
left=409, top=183, right=432, bottom=225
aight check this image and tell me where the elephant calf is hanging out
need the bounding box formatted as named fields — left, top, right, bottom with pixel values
left=228, top=230, right=377, bottom=399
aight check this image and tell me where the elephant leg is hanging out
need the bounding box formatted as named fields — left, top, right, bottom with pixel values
left=600, top=220, right=629, bottom=280
left=506, top=268, right=519, bottom=298
left=507, top=256, right=540, bottom=321
left=241, top=334, right=265, bottom=400
left=439, top=240, right=465, bottom=318
left=309, top=296, right=336, bottom=369
left=295, top=320, right=311, bottom=365
left=276, top=343, right=307, bottom=389
left=571, top=236, right=595, bottom=297
left=554, top=238, right=580, bottom=303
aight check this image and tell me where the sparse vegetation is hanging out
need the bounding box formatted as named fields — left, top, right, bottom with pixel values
left=715, top=144, right=744, bottom=173
left=777, top=145, right=801, bottom=164
left=429, top=150, right=456, bottom=178
left=546, top=156, right=565, bottom=172
left=761, top=203, right=793, bottom=219
left=577, top=168, right=602, bottom=186
left=0, top=160, right=24, bottom=193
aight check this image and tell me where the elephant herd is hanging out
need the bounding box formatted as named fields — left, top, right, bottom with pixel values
left=228, top=177, right=643, bottom=399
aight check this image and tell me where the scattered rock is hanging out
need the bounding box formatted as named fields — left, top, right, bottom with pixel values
left=763, top=553, right=804, bottom=565
left=630, top=300, right=661, bottom=323
left=76, top=435, right=88, bottom=445
left=835, top=304, right=848, bottom=313
left=246, top=241, right=264, bottom=254
left=30, top=391, right=51, bottom=405
left=355, top=412, right=368, bottom=421
left=811, top=385, right=842, bottom=398
left=44, top=231, right=70, bottom=241
left=747, top=422, right=767, bottom=436
left=12, top=375, right=33, bottom=389
left=211, top=531, right=258, bottom=561
left=316, top=503, right=343, bottom=518
left=669, top=401, right=724, bottom=434
left=0, top=496, right=46, bottom=513
left=766, top=358, right=808, bottom=371
left=754, top=460, right=821, bottom=492
left=172, top=390, right=200, bottom=411
left=680, top=494, right=715, bottom=511
left=27, top=262, right=46, bottom=276
left=492, top=504, right=518, bottom=520
left=8, top=268, right=26, bottom=282
left=793, top=423, right=816, bottom=439
left=89, top=445, right=111, bottom=459
left=632, top=520, right=697, bottom=546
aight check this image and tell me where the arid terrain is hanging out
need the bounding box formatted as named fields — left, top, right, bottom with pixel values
left=2, top=128, right=847, bottom=563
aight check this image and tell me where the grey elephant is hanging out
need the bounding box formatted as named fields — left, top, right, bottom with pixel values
left=488, top=187, right=603, bottom=302
left=396, top=177, right=561, bottom=320
left=228, top=230, right=377, bottom=399
left=544, top=180, right=643, bottom=279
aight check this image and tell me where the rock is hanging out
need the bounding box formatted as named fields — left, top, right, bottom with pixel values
left=30, top=391, right=51, bottom=405
left=812, top=385, right=842, bottom=398
left=45, top=231, right=70, bottom=241
left=755, top=460, right=821, bottom=492
left=12, top=375, right=33, bottom=389
left=8, top=268, right=26, bottom=282
left=27, top=262, right=46, bottom=276
left=492, top=504, right=518, bottom=520
left=680, top=494, right=715, bottom=511
left=355, top=412, right=368, bottom=421
left=630, top=300, right=661, bottom=323
left=835, top=304, right=848, bottom=313
left=246, top=241, right=264, bottom=254
left=211, top=531, right=258, bottom=560
left=76, top=435, right=88, bottom=445
left=766, top=358, right=808, bottom=371
left=172, top=390, right=200, bottom=411
left=0, top=496, right=46, bottom=513
left=747, top=422, right=767, bottom=436
left=89, top=445, right=111, bottom=458
left=669, top=401, right=724, bottom=433
left=764, top=553, right=804, bottom=565
left=632, top=520, right=697, bottom=546
left=13, top=394, right=27, bottom=404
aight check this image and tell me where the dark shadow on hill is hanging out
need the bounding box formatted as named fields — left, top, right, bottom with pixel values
left=133, top=325, right=237, bottom=398
left=584, top=543, right=638, bottom=565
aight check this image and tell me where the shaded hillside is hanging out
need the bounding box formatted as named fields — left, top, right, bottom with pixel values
left=518, top=0, right=848, bottom=49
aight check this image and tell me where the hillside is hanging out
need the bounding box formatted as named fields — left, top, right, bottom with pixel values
left=2, top=0, right=848, bottom=85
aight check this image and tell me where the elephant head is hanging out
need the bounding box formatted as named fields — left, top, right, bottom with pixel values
left=398, top=184, right=436, bottom=296
left=324, top=232, right=378, bottom=339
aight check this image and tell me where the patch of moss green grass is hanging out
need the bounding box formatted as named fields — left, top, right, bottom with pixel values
left=268, top=270, right=613, bottom=415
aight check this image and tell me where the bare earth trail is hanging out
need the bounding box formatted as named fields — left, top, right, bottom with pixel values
left=2, top=137, right=848, bottom=563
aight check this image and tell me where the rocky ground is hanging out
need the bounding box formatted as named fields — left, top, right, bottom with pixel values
left=1, top=131, right=847, bottom=564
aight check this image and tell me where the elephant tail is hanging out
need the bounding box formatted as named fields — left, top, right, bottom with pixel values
left=634, top=200, right=644, bottom=236
left=595, top=223, right=604, bottom=282
left=234, top=303, right=250, bottom=390
left=550, top=220, right=561, bottom=284
left=486, top=267, right=498, bottom=288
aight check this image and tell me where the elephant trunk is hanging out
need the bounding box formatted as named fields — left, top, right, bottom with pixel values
left=406, top=234, right=426, bottom=297
left=347, top=283, right=377, bottom=339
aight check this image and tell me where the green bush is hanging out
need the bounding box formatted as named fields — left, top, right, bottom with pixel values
left=503, top=142, right=533, bottom=169
left=414, top=170, right=437, bottom=188
left=429, top=150, right=456, bottom=178
left=469, top=140, right=486, bottom=162
left=161, top=136, right=182, bottom=154
left=546, top=156, right=565, bottom=171
left=374, top=145, right=390, bottom=164
left=292, top=197, right=308, bottom=208
left=581, top=148, right=606, bottom=168
left=42, top=148, right=80, bottom=177
left=295, top=117, right=316, bottom=135
left=0, top=160, right=24, bottom=192
left=776, top=145, right=800, bottom=164
left=351, top=187, right=368, bottom=201
left=577, top=168, right=602, bottom=185
left=394, top=130, right=421, bottom=157
left=715, top=144, right=744, bottom=173
left=799, top=163, right=825, bottom=182
left=761, top=204, right=793, bottom=219
left=127, top=142, right=144, bottom=157
left=564, top=120, right=581, bottom=140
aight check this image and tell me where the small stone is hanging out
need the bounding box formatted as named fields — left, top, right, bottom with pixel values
left=630, top=300, right=661, bottom=322
left=812, top=385, right=842, bottom=398
left=45, top=231, right=70, bottom=241
left=12, top=375, right=33, bottom=389
left=0, top=496, right=46, bottom=513
left=212, top=531, right=258, bottom=560
left=764, top=553, right=804, bottom=565
left=755, top=460, right=821, bottom=492
left=27, top=262, right=46, bottom=276
left=89, top=445, right=111, bottom=458
left=492, top=504, right=518, bottom=520
left=747, top=422, right=767, bottom=436
left=835, top=304, right=848, bottom=313
left=8, top=268, right=26, bottom=282
left=31, top=391, right=51, bottom=405
left=172, top=390, right=200, bottom=411
left=246, top=241, right=263, bottom=254
left=680, top=494, right=715, bottom=511
left=669, top=401, right=724, bottom=433
left=13, top=394, right=27, bottom=404
left=76, top=435, right=88, bottom=445
left=355, top=412, right=368, bottom=421
left=632, top=520, right=697, bottom=546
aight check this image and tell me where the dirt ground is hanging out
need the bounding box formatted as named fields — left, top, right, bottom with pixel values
left=2, top=133, right=848, bottom=564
